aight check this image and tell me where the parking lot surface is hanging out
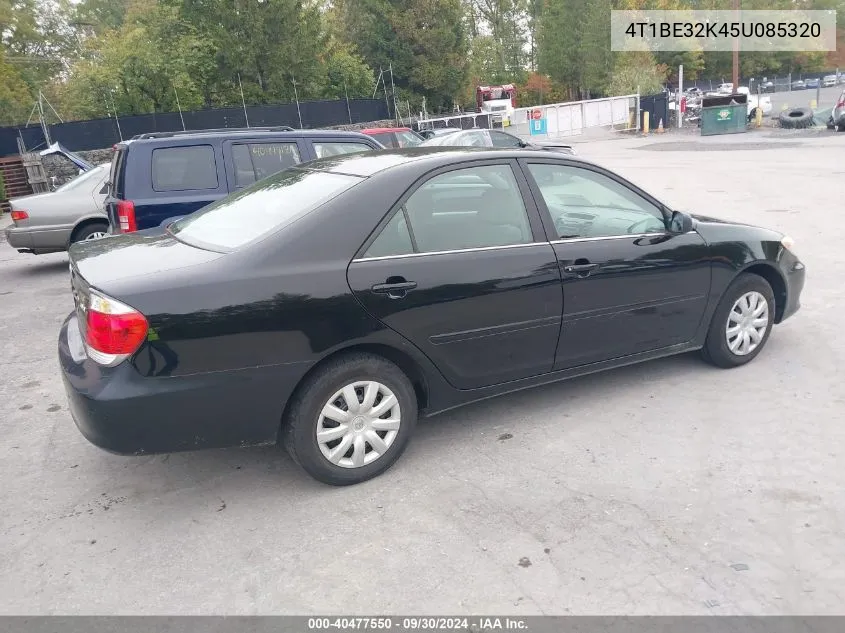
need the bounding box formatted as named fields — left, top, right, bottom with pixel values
left=1, top=131, right=843, bottom=615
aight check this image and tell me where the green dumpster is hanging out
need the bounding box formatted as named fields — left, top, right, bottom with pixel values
left=700, top=94, right=748, bottom=136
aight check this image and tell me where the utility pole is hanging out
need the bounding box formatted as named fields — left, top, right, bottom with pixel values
left=732, top=0, right=740, bottom=92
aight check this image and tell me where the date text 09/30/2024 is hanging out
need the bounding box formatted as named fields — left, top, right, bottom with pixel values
left=307, top=617, right=528, bottom=631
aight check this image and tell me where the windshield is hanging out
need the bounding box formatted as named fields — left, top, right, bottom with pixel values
left=55, top=165, right=108, bottom=192
left=169, top=167, right=362, bottom=251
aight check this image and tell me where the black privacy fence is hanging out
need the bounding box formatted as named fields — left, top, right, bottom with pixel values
left=0, top=98, right=391, bottom=157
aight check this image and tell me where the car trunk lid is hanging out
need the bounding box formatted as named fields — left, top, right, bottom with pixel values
left=68, top=229, right=224, bottom=305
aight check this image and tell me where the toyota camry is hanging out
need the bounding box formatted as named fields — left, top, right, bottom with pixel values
left=59, top=148, right=805, bottom=485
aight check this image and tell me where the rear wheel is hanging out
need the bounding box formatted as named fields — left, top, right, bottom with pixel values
left=71, top=222, right=109, bottom=244
left=283, top=353, right=418, bottom=485
left=701, top=273, right=775, bottom=368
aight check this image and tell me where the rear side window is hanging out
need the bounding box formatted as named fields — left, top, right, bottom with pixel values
left=232, top=142, right=302, bottom=187
left=152, top=145, right=218, bottom=192
left=313, top=142, right=373, bottom=158
left=170, top=168, right=362, bottom=251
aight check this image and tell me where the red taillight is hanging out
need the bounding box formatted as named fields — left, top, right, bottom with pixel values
left=10, top=210, right=28, bottom=221
left=84, top=291, right=148, bottom=363
left=117, top=200, right=137, bottom=233
left=837, top=98, right=845, bottom=109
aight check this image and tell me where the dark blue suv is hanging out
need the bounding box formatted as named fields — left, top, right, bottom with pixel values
left=104, top=127, right=384, bottom=233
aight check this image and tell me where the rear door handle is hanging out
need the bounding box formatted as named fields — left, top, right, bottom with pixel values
left=563, top=263, right=598, bottom=274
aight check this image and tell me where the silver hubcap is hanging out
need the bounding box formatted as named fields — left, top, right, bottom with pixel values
left=83, top=231, right=107, bottom=241
left=726, top=291, right=769, bottom=356
left=316, top=381, right=401, bottom=469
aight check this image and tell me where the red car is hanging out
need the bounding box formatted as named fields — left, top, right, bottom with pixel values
left=360, top=127, right=424, bottom=149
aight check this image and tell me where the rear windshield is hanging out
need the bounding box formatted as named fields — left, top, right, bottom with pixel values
left=55, top=165, right=108, bottom=192
left=169, top=167, right=362, bottom=251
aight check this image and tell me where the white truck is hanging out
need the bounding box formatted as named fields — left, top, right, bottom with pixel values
left=736, top=86, right=772, bottom=118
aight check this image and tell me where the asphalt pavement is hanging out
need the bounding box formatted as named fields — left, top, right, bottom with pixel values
left=1, top=130, right=844, bottom=615
left=766, top=85, right=842, bottom=113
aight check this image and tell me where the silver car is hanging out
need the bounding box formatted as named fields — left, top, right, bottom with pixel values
left=4, top=164, right=110, bottom=255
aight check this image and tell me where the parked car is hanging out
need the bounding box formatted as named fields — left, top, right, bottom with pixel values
left=717, top=82, right=734, bottom=94
left=791, top=80, right=806, bottom=90
left=360, top=127, right=425, bottom=148
left=420, top=128, right=574, bottom=154
left=827, top=88, right=845, bottom=131
left=4, top=164, right=110, bottom=255
left=823, top=75, right=837, bottom=88
left=104, top=127, right=384, bottom=234
left=760, top=81, right=775, bottom=93
left=60, top=148, right=805, bottom=485
left=805, top=78, right=820, bottom=89
left=417, top=127, right=463, bottom=140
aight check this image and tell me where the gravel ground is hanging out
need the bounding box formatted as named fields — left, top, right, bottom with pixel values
left=0, top=131, right=843, bottom=615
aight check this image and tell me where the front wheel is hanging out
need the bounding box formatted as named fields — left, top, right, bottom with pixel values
left=701, top=273, right=775, bottom=368
left=282, top=353, right=418, bottom=485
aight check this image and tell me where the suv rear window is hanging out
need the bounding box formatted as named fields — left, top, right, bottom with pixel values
left=169, top=168, right=362, bottom=251
left=152, top=145, right=218, bottom=192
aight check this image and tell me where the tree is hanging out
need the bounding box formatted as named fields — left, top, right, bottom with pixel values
left=62, top=0, right=216, bottom=117
left=608, top=51, right=669, bottom=95
left=539, top=0, right=611, bottom=98
left=337, top=0, right=469, bottom=111
left=0, top=48, right=34, bottom=125
left=466, top=0, right=529, bottom=83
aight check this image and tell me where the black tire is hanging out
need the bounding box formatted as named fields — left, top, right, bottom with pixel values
left=837, top=116, right=845, bottom=132
left=71, top=221, right=109, bottom=244
left=701, top=273, right=775, bottom=369
left=778, top=107, right=813, bottom=129
left=282, top=353, right=418, bottom=486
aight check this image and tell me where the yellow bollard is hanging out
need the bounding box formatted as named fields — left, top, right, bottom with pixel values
left=781, top=103, right=789, bottom=111
left=755, top=106, right=763, bottom=128
left=643, top=111, right=650, bottom=135
left=810, top=99, right=817, bottom=109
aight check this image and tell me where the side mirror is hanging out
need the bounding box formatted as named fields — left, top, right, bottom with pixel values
left=669, top=210, right=694, bottom=233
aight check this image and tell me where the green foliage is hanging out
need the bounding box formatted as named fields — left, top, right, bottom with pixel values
left=0, top=171, right=6, bottom=202
left=609, top=51, right=669, bottom=96
left=337, top=0, right=469, bottom=112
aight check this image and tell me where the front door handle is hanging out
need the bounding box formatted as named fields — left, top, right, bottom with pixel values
left=371, top=278, right=417, bottom=299
left=563, top=262, right=599, bottom=277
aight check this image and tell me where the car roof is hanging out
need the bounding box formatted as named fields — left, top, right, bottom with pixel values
left=361, top=127, right=412, bottom=134
left=116, top=128, right=373, bottom=149
left=298, top=146, right=589, bottom=178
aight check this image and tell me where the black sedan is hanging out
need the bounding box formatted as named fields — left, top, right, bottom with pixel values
left=421, top=128, right=575, bottom=154
left=59, top=148, right=805, bottom=485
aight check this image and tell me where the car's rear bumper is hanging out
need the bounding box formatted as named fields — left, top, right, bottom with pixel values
left=59, top=313, right=311, bottom=455
left=5, top=224, right=71, bottom=254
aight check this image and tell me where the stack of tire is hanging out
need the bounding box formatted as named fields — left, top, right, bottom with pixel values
left=778, top=108, right=814, bottom=129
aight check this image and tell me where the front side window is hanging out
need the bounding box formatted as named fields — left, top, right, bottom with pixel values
left=362, top=164, right=532, bottom=256
left=152, top=145, right=218, bottom=192
left=170, top=168, right=361, bottom=251
left=313, top=142, right=373, bottom=159
left=526, top=163, right=666, bottom=239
